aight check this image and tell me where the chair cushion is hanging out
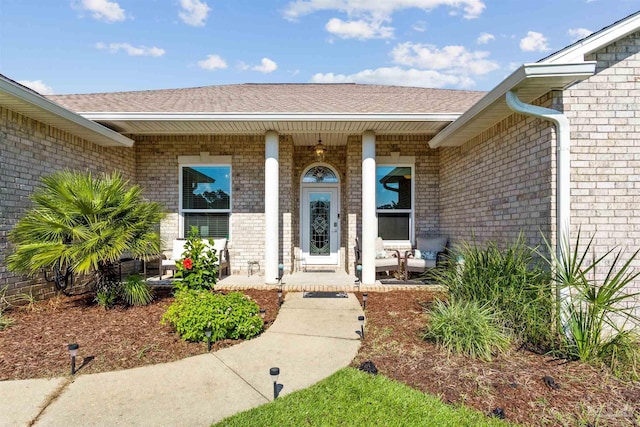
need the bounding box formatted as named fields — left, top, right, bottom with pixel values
left=406, top=257, right=437, bottom=269
left=416, top=237, right=447, bottom=254
left=375, top=257, right=399, bottom=268
left=375, top=237, right=388, bottom=258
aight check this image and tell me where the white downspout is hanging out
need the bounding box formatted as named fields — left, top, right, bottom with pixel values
left=505, top=91, right=570, bottom=259
left=505, top=90, right=570, bottom=333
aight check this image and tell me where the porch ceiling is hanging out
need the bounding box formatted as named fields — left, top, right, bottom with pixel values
left=82, top=113, right=458, bottom=144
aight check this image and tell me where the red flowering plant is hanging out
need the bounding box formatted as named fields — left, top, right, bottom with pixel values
left=174, top=226, right=218, bottom=291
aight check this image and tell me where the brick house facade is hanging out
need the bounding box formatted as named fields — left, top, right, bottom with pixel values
left=1, top=13, right=640, bottom=299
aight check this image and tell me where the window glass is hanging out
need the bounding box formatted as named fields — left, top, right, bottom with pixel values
left=376, top=166, right=411, bottom=210
left=181, top=165, right=231, bottom=239
left=182, top=166, right=231, bottom=210
left=378, top=213, right=410, bottom=241
left=302, top=166, right=338, bottom=183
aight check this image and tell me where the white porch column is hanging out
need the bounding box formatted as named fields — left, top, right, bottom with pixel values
left=265, top=130, right=279, bottom=285
left=361, top=130, right=377, bottom=285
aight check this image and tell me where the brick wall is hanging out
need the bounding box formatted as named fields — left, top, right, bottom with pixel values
left=439, top=94, right=555, bottom=250
left=134, top=134, right=272, bottom=275
left=0, top=107, right=135, bottom=300
left=563, top=30, right=640, bottom=296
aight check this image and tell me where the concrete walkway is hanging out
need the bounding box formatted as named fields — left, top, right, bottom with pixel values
left=1, top=292, right=363, bottom=427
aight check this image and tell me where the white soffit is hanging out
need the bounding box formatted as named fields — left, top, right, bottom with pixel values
left=80, top=112, right=460, bottom=136
left=540, top=11, right=640, bottom=64
left=428, top=62, right=597, bottom=148
left=0, top=77, right=133, bottom=147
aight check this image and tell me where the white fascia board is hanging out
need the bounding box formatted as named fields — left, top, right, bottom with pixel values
left=541, top=12, right=640, bottom=64
left=80, top=112, right=461, bottom=122
left=0, top=77, right=134, bottom=147
left=428, top=62, right=597, bottom=148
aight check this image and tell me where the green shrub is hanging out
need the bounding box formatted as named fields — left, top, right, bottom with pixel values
left=95, top=288, right=118, bottom=309
left=429, top=234, right=554, bottom=350
left=161, top=290, right=263, bottom=342
left=423, top=299, right=510, bottom=361
left=173, top=226, right=218, bottom=291
left=121, top=275, right=153, bottom=306
left=540, top=229, right=640, bottom=377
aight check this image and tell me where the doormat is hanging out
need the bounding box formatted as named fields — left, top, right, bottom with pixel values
left=379, top=279, right=425, bottom=285
left=303, top=291, right=348, bottom=298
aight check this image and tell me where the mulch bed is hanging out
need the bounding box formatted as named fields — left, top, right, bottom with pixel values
left=0, top=288, right=282, bottom=381
left=352, top=290, right=640, bottom=426
left=3, top=288, right=639, bottom=426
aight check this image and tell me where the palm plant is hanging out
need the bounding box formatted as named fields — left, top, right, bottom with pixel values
left=8, top=170, right=164, bottom=296
left=540, top=229, right=640, bottom=366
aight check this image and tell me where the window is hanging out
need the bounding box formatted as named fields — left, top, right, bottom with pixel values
left=180, top=165, right=231, bottom=238
left=376, top=165, right=413, bottom=241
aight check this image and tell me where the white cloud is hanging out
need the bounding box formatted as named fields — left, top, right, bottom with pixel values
left=95, top=42, right=165, bottom=57
left=391, top=42, right=499, bottom=75
left=310, top=67, right=475, bottom=88
left=178, top=0, right=211, bottom=27
left=412, top=20, right=427, bottom=32
left=73, top=0, right=126, bottom=22
left=17, top=80, right=54, bottom=95
left=198, top=54, right=228, bottom=70
left=252, top=58, right=278, bottom=73
left=476, top=32, right=495, bottom=45
left=284, top=0, right=485, bottom=21
left=519, top=31, right=550, bottom=52
left=568, top=27, right=593, bottom=42
left=325, top=18, right=394, bottom=40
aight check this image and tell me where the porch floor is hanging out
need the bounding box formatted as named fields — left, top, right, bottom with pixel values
left=215, top=271, right=442, bottom=292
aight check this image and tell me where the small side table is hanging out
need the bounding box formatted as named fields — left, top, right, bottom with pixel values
left=248, top=261, right=260, bottom=276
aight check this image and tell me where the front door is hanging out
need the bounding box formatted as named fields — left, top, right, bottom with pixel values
left=301, top=187, right=339, bottom=265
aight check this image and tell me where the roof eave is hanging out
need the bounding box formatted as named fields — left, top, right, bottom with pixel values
left=428, top=62, right=597, bottom=149
left=540, top=11, right=640, bottom=64
left=0, top=76, right=134, bottom=148
left=79, top=112, right=462, bottom=122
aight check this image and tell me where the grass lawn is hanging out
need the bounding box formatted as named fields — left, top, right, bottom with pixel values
left=214, top=367, right=513, bottom=427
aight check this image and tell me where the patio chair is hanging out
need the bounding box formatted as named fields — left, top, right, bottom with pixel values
left=404, top=236, right=448, bottom=279
left=354, top=236, right=401, bottom=276
left=160, top=238, right=230, bottom=279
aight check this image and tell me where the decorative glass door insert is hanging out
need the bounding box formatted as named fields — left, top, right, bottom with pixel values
left=309, top=193, right=331, bottom=255
left=301, top=187, right=339, bottom=265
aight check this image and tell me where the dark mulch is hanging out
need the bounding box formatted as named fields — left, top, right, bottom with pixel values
left=0, top=288, right=282, bottom=381
left=353, top=291, right=640, bottom=427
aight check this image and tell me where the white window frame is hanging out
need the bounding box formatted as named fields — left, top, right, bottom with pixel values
left=178, top=154, right=232, bottom=240
left=376, top=156, right=415, bottom=245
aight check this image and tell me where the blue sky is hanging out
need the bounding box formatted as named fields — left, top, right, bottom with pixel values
left=1, top=0, right=638, bottom=95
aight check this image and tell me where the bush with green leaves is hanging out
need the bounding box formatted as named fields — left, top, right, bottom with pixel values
left=7, top=170, right=164, bottom=298
left=161, top=290, right=263, bottom=342
left=173, top=226, right=218, bottom=291
left=429, top=234, right=554, bottom=350
left=423, top=299, right=510, bottom=361
left=540, top=230, right=640, bottom=379
left=121, top=275, right=153, bottom=306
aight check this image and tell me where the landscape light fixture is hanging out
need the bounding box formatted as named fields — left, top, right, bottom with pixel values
left=314, top=134, right=326, bottom=162
left=362, top=293, right=368, bottom=310
left=68, top=343, right=79, bottom=375
left=277, top=286, right=283, bottom=306
left=270, top=367, right=280, bottom=400
left=277, top=263, right=284, bottom=284
left=358, top=315, right=365, bottom=340
left=205, top=323, right=213, bottom=352
left=260, top=309, right=266, bottom=319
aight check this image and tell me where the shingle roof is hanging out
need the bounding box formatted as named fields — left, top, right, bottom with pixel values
left=46, top=83, right=486, bottom=114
